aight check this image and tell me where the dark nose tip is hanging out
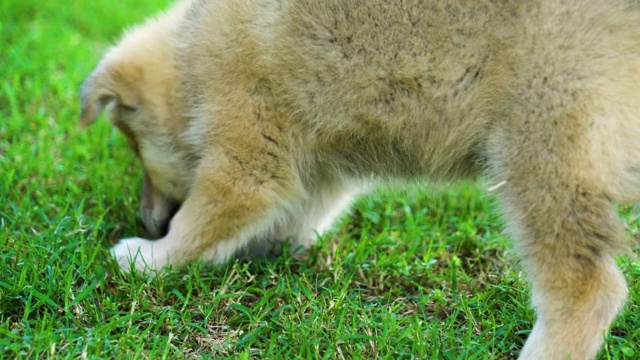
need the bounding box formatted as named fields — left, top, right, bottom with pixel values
left=140, top=199, right=181, bottom=239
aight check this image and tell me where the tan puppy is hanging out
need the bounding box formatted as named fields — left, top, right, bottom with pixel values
left=82, top=1, right=640, bottom=359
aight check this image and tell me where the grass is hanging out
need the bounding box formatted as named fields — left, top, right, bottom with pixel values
left=1, top=0, right=640, bottom=358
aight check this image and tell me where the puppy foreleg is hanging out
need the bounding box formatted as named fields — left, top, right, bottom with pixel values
left=111, top=237, right=172, bottom=272
left=255, top=180, right=362, bottom=257
left=111, top=157, right=298, bottom=273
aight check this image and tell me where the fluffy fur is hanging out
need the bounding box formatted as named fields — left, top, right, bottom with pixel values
left=81, top=1, right=640, bottom=358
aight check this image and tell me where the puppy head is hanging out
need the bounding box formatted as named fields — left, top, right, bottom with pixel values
left=81, top=9, right=193, bottom=238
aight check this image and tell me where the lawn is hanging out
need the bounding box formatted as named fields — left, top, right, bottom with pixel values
left=2, top=0, right=640, bottom=358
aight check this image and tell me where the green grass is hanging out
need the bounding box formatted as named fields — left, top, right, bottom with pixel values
left=2, top=0, right=640, bottom=358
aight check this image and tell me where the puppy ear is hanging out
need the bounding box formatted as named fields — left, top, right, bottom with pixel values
left=80, top=61, right=140, bottom=127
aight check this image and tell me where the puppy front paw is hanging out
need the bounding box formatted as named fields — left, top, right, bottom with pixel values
left=110, top=237, right=170, bottom=273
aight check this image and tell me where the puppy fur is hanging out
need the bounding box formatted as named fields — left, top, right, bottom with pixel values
left=81, top=1, right=640, bottom=359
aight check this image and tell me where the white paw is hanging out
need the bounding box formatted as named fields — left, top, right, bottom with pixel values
left=110, top=237, right=170, bottom=273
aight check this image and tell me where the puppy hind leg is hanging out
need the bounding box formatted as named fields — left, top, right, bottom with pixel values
left=494, top=165, right=628, bottom=360
left=486, top=111, right=631, bottom=359
left=502, top=187, right=629, bottom=360
left=517, top=247, right=627, bottom=360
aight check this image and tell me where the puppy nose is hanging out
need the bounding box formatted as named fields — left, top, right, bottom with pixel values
left=140, top=199, right=181, bottom=238
left=140, top=215, right=169, bottom=238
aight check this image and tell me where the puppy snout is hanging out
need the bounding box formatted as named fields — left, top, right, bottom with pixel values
left=140, top=171, right=182, bottom=238
left=140, top=197, right=181, bottom=238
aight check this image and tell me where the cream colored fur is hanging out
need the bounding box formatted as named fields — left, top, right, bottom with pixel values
left=81, top=1, right=640, bottom=358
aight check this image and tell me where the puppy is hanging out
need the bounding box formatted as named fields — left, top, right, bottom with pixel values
left=82, top=1, right=640, bottom=359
